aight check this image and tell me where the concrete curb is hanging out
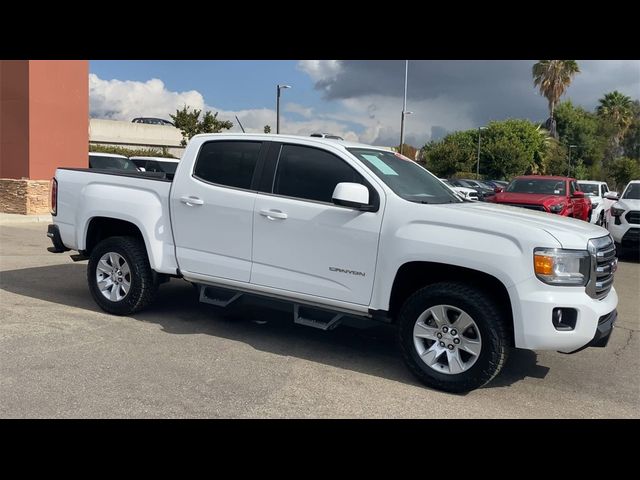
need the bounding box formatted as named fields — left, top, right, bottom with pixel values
left=0, top=213, right=52, bottom=225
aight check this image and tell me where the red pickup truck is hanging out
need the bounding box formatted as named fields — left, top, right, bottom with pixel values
left=490, top=175, right=591, bottom=221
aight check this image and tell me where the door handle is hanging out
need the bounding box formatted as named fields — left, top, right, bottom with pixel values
left=259, top=209, right=288, bottom=220
left=180, top=195, right=204, bottom=206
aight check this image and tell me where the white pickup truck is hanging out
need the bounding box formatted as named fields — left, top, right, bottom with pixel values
left=47, top=134, right=618, bottom=393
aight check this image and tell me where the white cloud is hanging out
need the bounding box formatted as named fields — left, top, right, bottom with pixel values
left=89, top=74, right=205, bottom=121
left=90, top=70, right=477, bottom=147
left=297, top=60, right=342, bottom=82
left=89, top=73, right=367, bottom=142
left=284, top=102, right=314, bottom=118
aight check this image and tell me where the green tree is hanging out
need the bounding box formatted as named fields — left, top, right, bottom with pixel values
left=396, top=144, right=418, bottom=160
left=608, top=157, right=640, bottom=191
left=621, top=100, right=640, bottom=160
left=532, top=60, right=580, bottom=138
left=89, top=144, right=177, bottom=158
left=421, top=130, right=477, bottom=177
left=554, top=100, right=608, bottom=178
left=170, top=106, right=233, bottom=146
left=422, top=119, right=550, bottom=179
left=597, top=91, right=634, bottom=150
left=543, top=139, right=568, bottom=176
left=264, top=125, right=271, bottom=134
left=480, top=119, right=550, bottom=179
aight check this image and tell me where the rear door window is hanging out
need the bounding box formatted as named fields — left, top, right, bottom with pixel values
left=193, top=141, right=262, bottom=190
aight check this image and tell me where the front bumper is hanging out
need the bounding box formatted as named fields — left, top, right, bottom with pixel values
left=621, top=228, right=640, bottom=246
left=46, top=224, right=69, bottom=253
left=508, top=276, right=618, bottom=352
left=562, top=309, right=617, bottom=354
left=608, top=220, right=639, bottom=245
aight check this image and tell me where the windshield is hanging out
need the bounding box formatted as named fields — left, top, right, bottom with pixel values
left=89, top=155, right=138, bottom=171
left=506, top=178, right=566, bottom=195
left=622, top=183, right=640, bottom=199
left=347, top=148, right=461, bottom=204
left=578, top=183, right=599, bottom=196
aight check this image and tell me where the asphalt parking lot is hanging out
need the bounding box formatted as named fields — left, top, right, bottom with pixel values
left=1, top=221, right=638, bottom=418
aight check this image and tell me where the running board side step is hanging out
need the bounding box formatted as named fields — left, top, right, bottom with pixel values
left=294, top=304, right=343, bottom=331
left=199, top=285, right=243, bottom=308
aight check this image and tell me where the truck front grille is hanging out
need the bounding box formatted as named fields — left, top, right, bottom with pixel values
left=626, top=210, right=640, bottom=224
left=587, top=236, right=616, bottom=300
left=503, top=203, right=546, bottom=212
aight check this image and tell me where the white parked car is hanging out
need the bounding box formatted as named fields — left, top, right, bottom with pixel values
left=47, top=134, right=617, bottom=393
left=606, top=180, right=640, bottom=253
left=130, top=156, right=180, bottom=177
left=439, top=179, right=479, bottom=201
left=577, top=180, right=616, bottom=226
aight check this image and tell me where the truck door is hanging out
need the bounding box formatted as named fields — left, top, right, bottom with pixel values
left=250, top=143, right=384, bottom=305
left=170, top=140, right=267, bottom=282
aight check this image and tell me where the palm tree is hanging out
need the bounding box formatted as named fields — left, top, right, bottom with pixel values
left=532, top=60, right=581, bottom=138
left=597, top=90, right=634, bottom=150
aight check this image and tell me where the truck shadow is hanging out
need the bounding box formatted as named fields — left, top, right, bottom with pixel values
left=0, top=263, right=550, bottom=393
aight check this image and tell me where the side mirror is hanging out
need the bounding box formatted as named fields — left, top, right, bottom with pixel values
left=572, top=190, right=585, bottom=198
left=494, top=186, right=504, bottom=193
left=332, top=182, right=370, bottom=210
left=604, top=191, right=619, bottom=200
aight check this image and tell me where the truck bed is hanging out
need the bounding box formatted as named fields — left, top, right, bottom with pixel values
left=59, top=167, right=174, bottom=182
left=53, top=167, right=177, bottom=274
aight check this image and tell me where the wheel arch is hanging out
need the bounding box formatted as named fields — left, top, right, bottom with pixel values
left=389, top=261, right=515, bottom=346
left=83, top=216, right=153, bottom=267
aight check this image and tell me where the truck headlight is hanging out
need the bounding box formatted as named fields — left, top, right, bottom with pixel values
left=610, top=205, right=624, bottom=217
left=534, top=248, right=591, bottom=286
left=549, top=203, right=564, bottom=213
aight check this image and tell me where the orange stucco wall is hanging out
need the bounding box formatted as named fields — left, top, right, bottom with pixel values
left=0, top=61, right=30, bottom=178
left=0, top=60, right=88, bottom=180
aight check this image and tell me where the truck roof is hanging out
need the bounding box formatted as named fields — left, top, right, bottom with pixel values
left=190, top=133, right=390, bottom=152
left=130, top=156, right=180, bottom=163
left=514, top=175, right=574, bottom=181
left=578, top=180, right=607, bottom=185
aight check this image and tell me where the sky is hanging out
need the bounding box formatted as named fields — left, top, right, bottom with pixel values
left=89, top=60, right=640, bottom=147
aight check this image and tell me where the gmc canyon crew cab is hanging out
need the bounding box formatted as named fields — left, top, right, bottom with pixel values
left=47, top=134, right=619, bottom=393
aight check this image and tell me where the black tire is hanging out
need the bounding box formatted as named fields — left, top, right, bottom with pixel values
left=87, top=236, right=158, bottom=315
left=398, top=282, right=510, bottom=393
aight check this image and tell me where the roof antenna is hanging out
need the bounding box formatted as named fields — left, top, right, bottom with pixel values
left=235, top=116, right=246, bottom=133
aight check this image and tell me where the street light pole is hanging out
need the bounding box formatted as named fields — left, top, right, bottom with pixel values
left=477, top=126, right=486, bottom=180
left=276, top=84, right=291, bottom=134
left=399, top=60, right=409, bottom=154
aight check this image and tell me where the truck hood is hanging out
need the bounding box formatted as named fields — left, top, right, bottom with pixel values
left=492, top=192, right=562, bottom=205
left=440, top=202, right=609, bottom=249
left=615, top=198, right=640, bottom=211
left=453, top=187, right=476, bottom=194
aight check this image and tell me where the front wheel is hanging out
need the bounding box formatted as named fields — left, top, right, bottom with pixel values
left=398, top=282, right=510, bottom=393
left=87, top=236, right=158, bottom=315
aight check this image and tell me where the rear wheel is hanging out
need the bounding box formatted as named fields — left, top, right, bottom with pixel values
left=88, top=236, right=158, bottom=315
left=398, top=282, right=510, bottom=393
